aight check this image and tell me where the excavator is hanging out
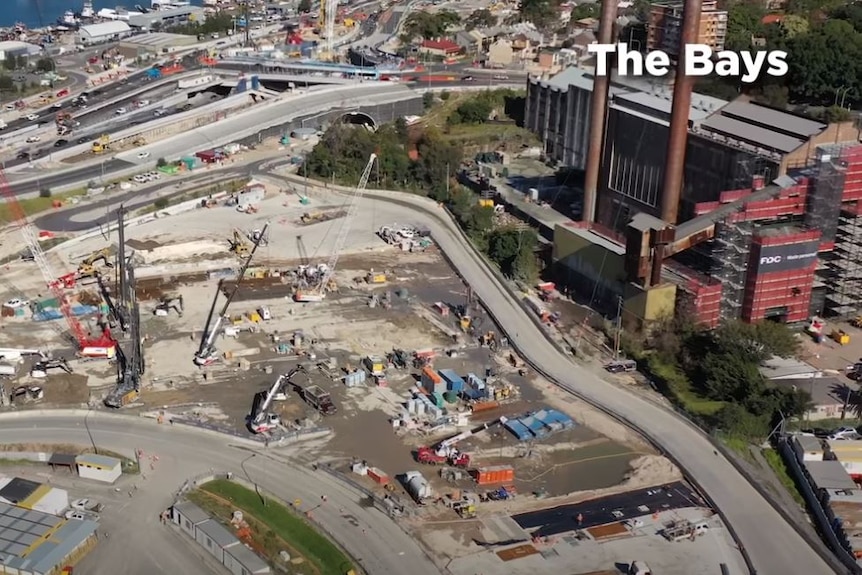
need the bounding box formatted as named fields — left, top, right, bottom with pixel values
left=228, top=230, right=251, bottom=257
left=30, top=357, right=73, bottom=378
left=154, top=294, right=183, bottom=317
left=77, top=248, right=114, bottom=277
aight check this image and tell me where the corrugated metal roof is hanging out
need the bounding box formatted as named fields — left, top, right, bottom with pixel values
left=719, top=101, right=826, bottom=138
left=76, top=454, right=121, bottom=470
left=80, top=21, right=131, bottom=38
left=196, top=519, right=239, bottom=548
left=26, top=518, right=98, bottom=574
left=173, top=501, right=210, bottom=524
left=700, top=114, right=805, bottom=154
left=225, top=542, right=271, bottom=573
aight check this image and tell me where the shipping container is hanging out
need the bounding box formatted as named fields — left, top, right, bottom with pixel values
left=367, top=467, right=389, bottom=485
left=421, top=366, right=442, bottom=392
left=439, top=369, right=465, bottom=392
left=364, top=355, right=386, bottom=375
left=472, top=465, right=514, bottom=485
left=472, top=400, right=499, bottom=413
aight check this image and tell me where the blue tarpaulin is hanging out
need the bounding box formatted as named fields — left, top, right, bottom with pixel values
left=33, top=304, right=98, bottom=322
left=505, top=408, right=576, bottom=441
left=503, top=419, right=532, bottom=441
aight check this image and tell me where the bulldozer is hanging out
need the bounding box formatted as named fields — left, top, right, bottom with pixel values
left=132, top=136, right=147, bottom=147
left=92, top=134, right=110, bottom=154
left=300, top=211, right=325, bottom=225
left=229, top=230, right=251, bottom=257
left=77, top=248, right=114, bottom=276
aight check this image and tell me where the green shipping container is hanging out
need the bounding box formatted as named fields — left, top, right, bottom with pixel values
left=432, top=392, right=444, bottom=408
left=443, top=391, right=458, bottom=404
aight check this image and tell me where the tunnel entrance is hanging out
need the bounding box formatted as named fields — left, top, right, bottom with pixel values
left=340, top=111, right=376, bottom=129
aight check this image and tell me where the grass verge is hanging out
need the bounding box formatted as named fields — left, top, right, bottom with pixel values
left=190, top=479, right=353, bottom=575
left=762, top=448, right=805, bottom=505
left=0, top=189, right=87, bottom=224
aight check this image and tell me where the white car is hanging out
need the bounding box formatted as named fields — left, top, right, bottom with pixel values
left=25, top=136, right=40, bottom=143
left=492, top=74, right=509, bottom=80
left=115, top=107, right=127, bottom=115
left=137, top=152, right=150, bottom=159
left=71, top=498, right=90, bottom=511
left=64, top=511, right=87, bottom=521
left=25, top=114, right=39, bottom=121
left=51, top=102, right=62, bottom=109
left=4, top=298, right=29, bottom=309
left=4, top=104, right=14, bottom=111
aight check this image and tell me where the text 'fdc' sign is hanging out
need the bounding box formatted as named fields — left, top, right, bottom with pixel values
left=755, top=240, right=820, bottom=273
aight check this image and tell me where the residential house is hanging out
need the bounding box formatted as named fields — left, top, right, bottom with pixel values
left=487, top=38, right=514, bottom=68
left=419, top=39, right=462, bottom=58
left=571, top=17, right=599, bottom=30
left=455, top=29, right=484, bottom=58
left=770, top=376, right=849, bottom=421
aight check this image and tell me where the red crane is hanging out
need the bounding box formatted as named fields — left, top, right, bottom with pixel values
left=0, top=168, right=115, bottom=358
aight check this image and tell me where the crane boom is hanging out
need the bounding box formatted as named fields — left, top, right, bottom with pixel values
left=295, top=153, right=376, bottom=301
left=0, top=167, right=114, bottom=356
left=195, top=223, right=269, bottom=365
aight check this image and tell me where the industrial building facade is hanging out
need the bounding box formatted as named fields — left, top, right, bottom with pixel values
left=646, top=0, right=728, bottom=56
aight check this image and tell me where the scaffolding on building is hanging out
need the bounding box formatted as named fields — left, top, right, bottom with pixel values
left=710, top=219, right=754, bottom=321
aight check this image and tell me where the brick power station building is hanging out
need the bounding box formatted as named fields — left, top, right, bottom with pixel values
left=525, top=66, right=862, bottom=327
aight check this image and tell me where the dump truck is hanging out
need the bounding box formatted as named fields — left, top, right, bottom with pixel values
left=302, top=385, right=337, bottom=415
left=404, top=471, right=433, bottom=503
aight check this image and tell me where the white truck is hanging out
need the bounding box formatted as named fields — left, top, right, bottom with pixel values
left=0, top=119, right=8, bottom=130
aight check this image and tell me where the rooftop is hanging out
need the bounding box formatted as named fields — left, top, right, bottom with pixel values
left=80, top=21, right=132, bottom=37
left=128, top=5, right=205, bottom=26
left=824, top=488, right=862, bottom=504
left=772, top=376, right=848, bottom=406
left=699, top=100, right=827, bottom=155
left=0, top=478, right=40, bottom=505
left=173, top=501, right=210, bottom=525
left=10, top=515, right=98, bottom=574
left=225, top=539, right=270, bottom=573
left=121, top=32, right=197, bottom=47
left=75, top=453, right=121, bottom=469
left=792, top=435, right=824, bottom=453
left=804, top=460, right=857, bottom=490
left=0, top=41, right=41, bottom=53
left=758, top=355, right=821, bottom=380
left=196, top=519, right=239, bottom=548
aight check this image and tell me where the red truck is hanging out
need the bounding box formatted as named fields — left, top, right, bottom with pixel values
left=416, top=447, right=470, bottom=468
left=302, top=385, right=337, bottom=416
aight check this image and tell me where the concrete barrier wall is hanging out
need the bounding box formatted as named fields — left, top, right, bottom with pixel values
left=0, top=451, right=52, bottom=462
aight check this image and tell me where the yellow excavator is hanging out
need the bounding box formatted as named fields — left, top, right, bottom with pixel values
left=229, top=230, right=251, bottom=257
left=92, top=134, right=110, bottom=154
left=77, top=248, right=114, bottom=277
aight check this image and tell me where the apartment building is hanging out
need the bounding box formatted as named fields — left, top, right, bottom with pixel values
left=646, top=0, right=728, bottom=57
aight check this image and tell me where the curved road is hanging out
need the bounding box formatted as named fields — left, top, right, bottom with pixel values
left=37, top=168, right=840, bottom=574
left=0, top=413, right=441, bottom=575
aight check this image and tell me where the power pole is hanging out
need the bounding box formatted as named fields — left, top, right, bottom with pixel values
left=613, top=296, right=624, bottom=360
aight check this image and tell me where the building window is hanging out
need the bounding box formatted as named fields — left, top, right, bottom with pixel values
left=184, top=520, right=191, bottom=529
left=206, top=538, right=212, bottom=548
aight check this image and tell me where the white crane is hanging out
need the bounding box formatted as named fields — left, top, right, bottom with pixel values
left=294, top=153, right=377, bottom=302
left=249, top=366, right=305, bottom=433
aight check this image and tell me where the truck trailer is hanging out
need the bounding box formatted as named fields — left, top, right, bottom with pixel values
left=302, top=384, right=337, bottom=415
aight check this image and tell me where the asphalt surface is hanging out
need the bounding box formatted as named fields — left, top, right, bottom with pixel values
left=513, top=481, right=702, bottom=537
left=0, top=413, right=442, bottom=575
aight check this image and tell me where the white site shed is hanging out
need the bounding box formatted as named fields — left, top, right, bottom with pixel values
left=30, top=486, right=70, bottom=516
left=76, top=453, right=122, bottom=483
left=78, top=21, right=132, bottom=45
left=172, top=501, right=210, bottom=538
left=237, top=181, right=265, bottom=210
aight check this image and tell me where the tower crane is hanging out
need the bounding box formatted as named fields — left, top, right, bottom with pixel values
left=195, top=223, right=269, bottom=366
left=0, top=168, right=115, bottom=358
left=294, top=153, right=377, bottom=303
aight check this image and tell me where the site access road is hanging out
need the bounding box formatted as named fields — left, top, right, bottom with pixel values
left=0, top=413, right=442, bottom=575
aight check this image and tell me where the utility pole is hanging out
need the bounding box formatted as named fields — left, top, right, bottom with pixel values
left=613, top=296, right=624, bottom=360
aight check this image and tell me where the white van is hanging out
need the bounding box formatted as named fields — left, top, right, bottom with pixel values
left=258, top=306, right=272, bottom=321
left=628, top=561, right=652, bottom=575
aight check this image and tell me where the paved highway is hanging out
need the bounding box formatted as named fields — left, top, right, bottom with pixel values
left=0, top=413, right=442, bottom=575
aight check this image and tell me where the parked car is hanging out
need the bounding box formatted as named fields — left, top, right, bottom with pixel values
left=4, top=298, right=28, bottom=309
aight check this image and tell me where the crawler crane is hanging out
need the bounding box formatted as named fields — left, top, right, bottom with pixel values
left=294, top=153, right=377, bottom=302
left=195, top=223, right=269, bottom=366
left=248, top=366, right=306, bottom=433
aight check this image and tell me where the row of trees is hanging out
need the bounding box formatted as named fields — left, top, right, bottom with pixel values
left=302, top=101, right=538, bottom=283
left=631, top=315, right=813, bottom=439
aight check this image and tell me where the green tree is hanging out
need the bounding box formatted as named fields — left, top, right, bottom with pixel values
left=787, top=19, right=862, bottom=105
left=156, top=157, right=167, bottom=167
left=780, top=14, right=809, bottom=39
left=449, top=99, right=493, bottom=124
left=513, top=0, right=558, bottom=28
left=832, top=2, right=862, bottom=32
left=422, top=91, right=435, bottom=109
left=0, top=75, right=12, bottom=92
left=725, top=1, right=764, bottom=52
left=35, top=58, right=54, bottom=73
left=39, top=187, right=51, bottom=198
left=401, top=11, right=460, bottom=41
left=466, top=9, right=497, bottom=30
left=569, top=3, right=599, bottom=20
left=298, top=0, right=312, bottom=13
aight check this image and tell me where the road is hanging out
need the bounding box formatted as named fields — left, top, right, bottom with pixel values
left=0, top=413, right=443, bottom=575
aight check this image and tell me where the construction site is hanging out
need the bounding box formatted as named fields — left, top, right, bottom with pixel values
left=0, top=150, right=742, bottom=573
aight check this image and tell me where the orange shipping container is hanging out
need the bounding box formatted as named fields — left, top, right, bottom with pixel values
left=473, top=465, right=514, bottom=485
left=422, top=366, right=442, bottom=384
left=367, top=467, right=389, bottom=485
left=471, top=401, right=499, bottom=413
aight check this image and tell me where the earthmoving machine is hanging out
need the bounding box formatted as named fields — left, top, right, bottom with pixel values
left=294, top=153, right=376, bottom=302
left=195, top=224, right=268, bottom=366
left=228, top=229, right=251, bottom=257
left=154, top=294, right=183, bottom=317
left=105, top=206, right=146, bottom=408
left=248, top=366, right=306, bottom=433
left=247, top=228, right=269, bottom=247
left=416, top=446, right=470, bottom=468
left=30, top=357, right=72, bottom=378
left=55, top=110, right=75, bottom=135
left=91, top=134, right=110, bottom=154
left=78, top=248, right=114, bottom=277
left=300, top=384, right=337, bottom=415
left=0, top=158, right=115, bottom=359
